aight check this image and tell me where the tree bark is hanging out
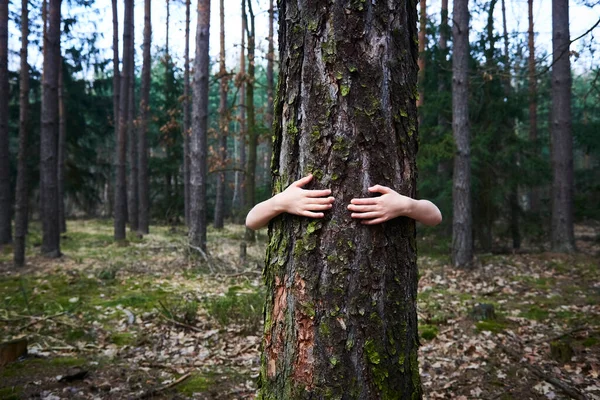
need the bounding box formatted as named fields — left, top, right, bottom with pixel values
left=114, top=0, right=133, bottom=242
left=451, top=0, right=472, bottom=267
left=550, top=0, right=575, bottom=252
left=0, top=0, right=11, bottom=245
left=258, top=1, right=422, bottom=398
left=14, top=0, right=30, bottom=267
left=528, top=0, right=539, bottom=212
left=138, top=0, right=151, bottom=235
left=183, top=0, right=191, bottom=227
left=189, top=0, right=210, bottom=252
left=40, top=0, right=62, bottom=257
left=58, top=57, right=66, bottom=233
left=214, top=0, right=229, bottom=229
left=244, top=0, right=256, bottom=241
left=128, top=20, right=138, bottom=233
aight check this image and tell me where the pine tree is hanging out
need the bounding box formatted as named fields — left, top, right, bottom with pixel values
left=0, top=0, right=11, bottom=245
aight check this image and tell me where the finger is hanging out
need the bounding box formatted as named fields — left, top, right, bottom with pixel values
left=305, top=203, right=333, bottom=211
left=347, top=204, right=377, bottom=212
left=308, top=197, right=335, bottom=205
left=305, top=189, right=332, bottom=198
left=368, top=185, right=392, bottom=194
left=361, top=217, right=387, bottom=225
left=350, top=211, right=382, bottom=219
left=350, top=198, right=378, bottom=205
left=293, top=174, right=313, bottom=188
left=301, top=211, right=325, bottom=218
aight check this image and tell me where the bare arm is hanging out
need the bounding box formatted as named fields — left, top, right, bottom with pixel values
left=245, top=174, right=335, bottom=230
left=348, top=185, right=442, bottom=226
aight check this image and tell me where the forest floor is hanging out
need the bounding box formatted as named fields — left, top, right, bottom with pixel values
left=0, top=220, right=598, bottom=400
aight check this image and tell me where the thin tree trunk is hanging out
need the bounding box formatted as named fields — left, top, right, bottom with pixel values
left=233, top=0, right=247, bottom=221
left=550, top=0, right=575, bottom=252
left=214, top=0, right=228, bottom=229
left=436, top=0, right=451, bottom=181
left=0, top=0, right=11, bottom=245
left=528, top=0, right=539, bottom=212
left=58, top=57, right=66, bottom=233
left=128, top=18, right=138, bottom=233
left=138, top=0, right=151, bottom=235
left=259, top=0, right=422, bottom=396
left=115, top=0, right=133, bottom=242
left=14, top=0, right=30, bottom=267
left=40, top=0, right=62, bottom=257
left=189, top=0, right=210, bottom=252
left=417, top=0, right=426, bottom=109
left=244, top=0, right=256, bottom=241
left=264, top=0, right=274, bottom=190
left=452, top=0, right=472, bottom=267
left=110, top=0, right=119, bottom=220
left=183, top=0, right=191, bottom=227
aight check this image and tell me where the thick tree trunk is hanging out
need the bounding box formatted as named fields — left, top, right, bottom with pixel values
left=214, top=0, right=228, bottom=229
left=451, top=0, right=472, bottom=267
left=189, top=0, right=210, bottom=252
left=0, top=0, right=11, bottom=245
left=233, top=0, right=247, bottom=221
left=58, top=57, right=66, bottom=233
left=14, top=0, right=30, bottom=267
left=138, top=0, right=151, bottom=235
left=40, top=0, right=62, bottom=257
left=258, top=1, right=422, bottom=398
left=244, top=0, right=256, bottom=241
left=550, top=0, right=575, bottom=252
left=115, top=0, right=133, bottom=242
left=183, top=0, right=191, bottom=227
left=128, top=16, right=138, bottom=233
left=528, top=0, right=539, bottom=212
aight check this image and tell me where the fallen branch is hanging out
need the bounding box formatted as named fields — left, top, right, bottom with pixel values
left=533, top=326, right=595, bottom=345
left=132, top=372, right=192, bottom=400
left=497, top=340, right=589, bottom=400
left=18, top=312, right=67, bottom=332
left=159, top=314, right=204, bottom=333
left=188, top=244, right=214, bottom=272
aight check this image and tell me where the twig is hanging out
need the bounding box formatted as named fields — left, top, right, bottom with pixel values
left=132, top=372, right=192, bottom=400
left=188, top=244, right=214, bottom=272
left=17, top=312, right=67, bottom=332
left=532, top=326, right=594, bottom=345
left=496, top=340, right=589, bottom=400
left=139, top=362, right=186, bottom=375
left=159, top=314, right=204, bottom=333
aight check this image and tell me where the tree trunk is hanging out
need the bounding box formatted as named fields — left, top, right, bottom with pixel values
left=128, top=12, right=138, bottom=233
left=115, top=0, right=133, bottom=242
left=436, top=0, right=451, bottom=181
left=0, top=0, right=11, bottom=245
left=451, top=0, right=472, bottom=267
left=138, top=0, right=151, bottom=235
left=550, top=0, right=575, bottom=252
left=244, top=0, right=256, bottom=241
left=58, top=57, right=66, bottom=233
left=233, top=0, right=247, bottom=221
left=112, top=0, right=120, bottom=130
left=417, top=0, right=426, bottom=109
left=40, top=0, right=62, bottom=257
left=214, top=0, right=228, bottom=229
left=528, top=0, right=539, bottom=212
left=189, top=0, right=210, bottom=252
left=183, top=0, right=191, bottom=227
left=14, top=0, right=30, bottom=267
left=258, top=1, right=422, bottom=398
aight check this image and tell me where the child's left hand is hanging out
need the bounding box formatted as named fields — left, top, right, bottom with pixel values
left=348, top=185, right=412, bottom=225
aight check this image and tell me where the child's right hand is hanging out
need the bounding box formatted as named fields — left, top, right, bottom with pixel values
left=273, top=174, right=335, bottom=218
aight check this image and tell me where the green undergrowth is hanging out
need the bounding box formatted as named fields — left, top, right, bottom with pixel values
left=205, top=284, right=265, bottom=332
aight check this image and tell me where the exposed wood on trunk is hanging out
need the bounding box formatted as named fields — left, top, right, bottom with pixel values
left=259, top=0, right=422, bottom=397
left=452, top=0, right=473, bottom=267
left=189, top=0, right=211, bottom=252
left=550, top=0, right=575, bottom=252
left=14, top=0, right=30, bottom=267
left=40, top=0, right=62, bottom=257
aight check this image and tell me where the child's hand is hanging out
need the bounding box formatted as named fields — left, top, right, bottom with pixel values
left=348, top=185, right=412, bottom=225
left=274, top=174, right=335, bottom=218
